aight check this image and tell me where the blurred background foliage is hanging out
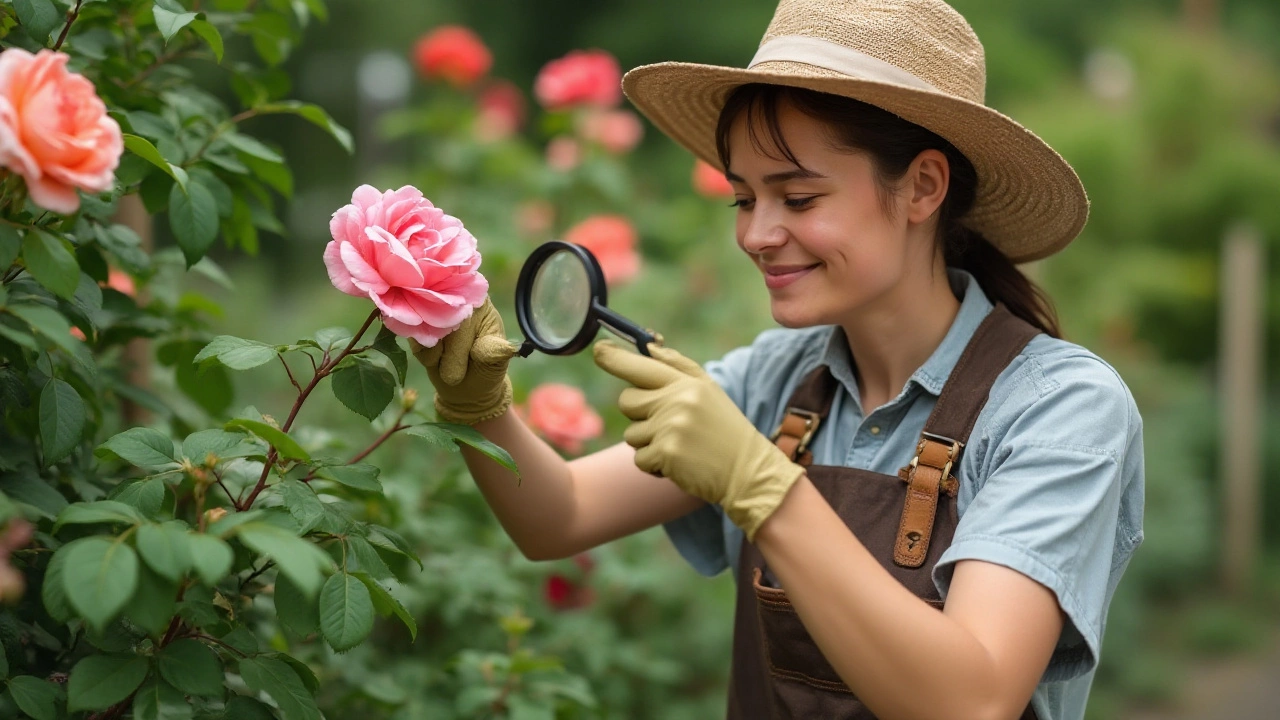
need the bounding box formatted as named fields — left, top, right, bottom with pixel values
left=158, top=0, right=1280, bottom=718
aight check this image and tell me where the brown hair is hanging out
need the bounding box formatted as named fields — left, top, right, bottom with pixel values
left=714, top=84, right=1061, bottom=338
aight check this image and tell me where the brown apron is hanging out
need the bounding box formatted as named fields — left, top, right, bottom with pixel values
left=726, top=304, right=1041, bottom=720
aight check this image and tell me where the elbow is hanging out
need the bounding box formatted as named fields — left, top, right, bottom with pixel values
left=511, top=536, right=577, bottom=562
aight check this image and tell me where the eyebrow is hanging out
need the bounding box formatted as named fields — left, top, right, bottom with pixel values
left=724, top=167, right=828, bottom=185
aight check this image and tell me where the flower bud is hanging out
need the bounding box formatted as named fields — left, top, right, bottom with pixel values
left=402, top=387, right=419, bottom=410
left=204, top=507, right=228, bottom=525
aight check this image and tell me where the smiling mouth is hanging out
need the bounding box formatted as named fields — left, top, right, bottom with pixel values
left=762, top=264, right=819, bottom=289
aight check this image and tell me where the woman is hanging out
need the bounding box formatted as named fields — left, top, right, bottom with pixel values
left=412, top=1, right=1145, bottom=718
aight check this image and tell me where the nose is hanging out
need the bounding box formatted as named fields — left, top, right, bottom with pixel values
left=738, top=206, right=788, bottom=255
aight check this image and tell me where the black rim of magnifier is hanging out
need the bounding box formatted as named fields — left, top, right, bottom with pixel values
left=514, top=241, right=655, bottom=357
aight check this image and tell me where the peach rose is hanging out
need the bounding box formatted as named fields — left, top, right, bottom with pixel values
left=692, top=159, right=734, bottom=198
left=0, top=49, right=123, bottom=214
left=103, top=268, right=135, bottom=297
left=524, top=383, right=603, bottom=454
left=413, top=26, right=492, bottom=88
left=564, top=214, right=640, bottom=285
left=325, top=185, right=488, bottom=346
left=533, top=49, right=621, bottom=111
left=473, top=80, right=525, bottom=142
left=577, top=109, right=643, bottom=154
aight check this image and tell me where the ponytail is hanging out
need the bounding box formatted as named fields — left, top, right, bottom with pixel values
left=944, top=226, right=1061, bottom=338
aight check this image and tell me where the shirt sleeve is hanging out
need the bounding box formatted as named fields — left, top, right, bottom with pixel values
left=659, top=344, right=755, bottom=577
left=932, top=350, right=1145, bottom=682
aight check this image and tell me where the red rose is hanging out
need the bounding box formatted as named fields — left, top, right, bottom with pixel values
left=413, top=26, right=492, bottom=88
left=534, top=49, right=622, bottom=110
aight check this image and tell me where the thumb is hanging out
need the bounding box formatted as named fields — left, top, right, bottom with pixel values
left=472, top=335, right=519, bottom=366
left=647, top=344, right=706, bottom=378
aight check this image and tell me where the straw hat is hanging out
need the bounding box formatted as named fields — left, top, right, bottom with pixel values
left=622, top=0, right=1088, bottom=263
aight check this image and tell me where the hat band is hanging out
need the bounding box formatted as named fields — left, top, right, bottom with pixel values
left=748, top=36, right=937, bottom=92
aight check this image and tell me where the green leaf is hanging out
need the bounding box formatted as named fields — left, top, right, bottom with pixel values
left=0, top=468, right=68, bottom=519
left=110, top=478, right=167, bottom=517
left=314, top=463, right=381, bottom=493
left=194, top=335, right=277, bottom=370
left=122, top=134, right=187, bottom=190
left=224, top=419, right=310, bottom=461
left=152, top=0, right=198, bottom=42
left=366, top=525, right=421, bottom=569
left=170, top=180, right=219, bottom=267
left=22, top=230, right=80, bottom=300
left=347, top=536, right=392, bottom=580
left=182, top=428, right=258, bottom=464
left=407, top=423, right=519, bottom=475
left=132, top=678, right=193, bottom=720
left=256, top=101, right=353, bottom=153
left=96, top=427, right=180, bottom=469
left=41, top=537, right=76, bottom=623
left=241, top=155, right=293, bottom=198
left=276, top=479, right=324, bottom=534
left=188, top=18, right=223, bottom=62
left=186, top=533, right=234, bottom=586
left=274, top=572, right=320, bottom=638
left=158, top=638, right=224, bottom=696
left=238, top=657, right=321, bottom=720
left=7, top=675, right=62, bottom=720
left=13, top=0, right=60, bottom=42
left=39, top=378, right=85, bottom=465
left=61, top=537, right=139, bottom=630
left=318, top=572, right=374, bottom=652
left=222, top=695, right=276, bottom=720
left=311, top=326, right=351, bottom=352
left=5, top=302, right=86, bottom=367
left=0, top=225, right=20, bottom=270
left=372, top=325, right=408, bottom=384
left=54, top=501, right=146, bottom=531
left=330, top=357, right=395, bottom=420
left=66, top=655, right=149, bottom=712
left=124, top=563, right=179, bottom=637
left=136, top=522, right=193, bottom=582
left=354, top=572, right=417, bottom=641
left=223, top=133, right=283, bottom=163
left=235, top=522, right=332, bottom=596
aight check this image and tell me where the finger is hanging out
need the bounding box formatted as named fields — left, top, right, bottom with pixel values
left=439, top=314, right=479, bottom=386
left=632, top=443, right=665, bottom=476
left=472, top=335, right=519, bottom=366
left=593, top=340, right=684, bottom=389
left=622, top=419, right=656, bottom=449
left=410, top=337, right=443, bottom=369
left=648, top=344, right=706, bottom=378
left=617, top=387, right=663, bottom=421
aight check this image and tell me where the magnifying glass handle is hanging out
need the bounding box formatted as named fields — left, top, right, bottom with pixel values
left=593, top=302, right=657, bottom=356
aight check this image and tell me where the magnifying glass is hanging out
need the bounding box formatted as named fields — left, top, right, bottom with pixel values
left=514, top=240, right=659, bottom=357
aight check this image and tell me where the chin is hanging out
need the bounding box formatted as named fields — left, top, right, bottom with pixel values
left=770, top=303, right=824, bottom=329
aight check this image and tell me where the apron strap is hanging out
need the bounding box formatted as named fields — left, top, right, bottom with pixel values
left=771, top=365, right=838, bottom=466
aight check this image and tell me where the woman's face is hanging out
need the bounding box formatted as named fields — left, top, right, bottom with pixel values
left=725, top=101, right=922, bottom=329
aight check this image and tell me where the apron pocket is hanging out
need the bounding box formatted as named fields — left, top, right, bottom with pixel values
left=751, top=568, right=853, bottom=693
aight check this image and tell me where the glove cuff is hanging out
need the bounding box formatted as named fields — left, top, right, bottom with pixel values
left=433, top=376, right=514, bottom=425
left=725, top=457, right=806, bottom=541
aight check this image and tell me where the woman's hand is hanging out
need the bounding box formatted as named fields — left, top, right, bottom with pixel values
left=593, top=340, right=805, bottom=540
left=411, top=297, right=520, bottom=425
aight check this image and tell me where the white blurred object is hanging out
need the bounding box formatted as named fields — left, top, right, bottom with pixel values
left=1083, top=48, right=1135, bottom=103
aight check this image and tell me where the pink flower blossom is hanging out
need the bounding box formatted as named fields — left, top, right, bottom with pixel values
left=564, top=215, right=640, bottom=285
left=412, top=26, right=492, bottom=88
left=692, top=159, right=734, bottom=198
left=516, top=200, right=555, bottom=238
left=545, top=136, right=581, bottom=172
left=577, top=109, right=643, bottom=154
left=524, top=383, right=603, bottom=454
left=325, top=185, right=488, bottom=347
left=473, top=80, right=526, bottom=142
left=0, top=49, right=122, bottom=214
left=103, top=268, right=135, bottom=297
left=534, top=50, right=622, bottom=111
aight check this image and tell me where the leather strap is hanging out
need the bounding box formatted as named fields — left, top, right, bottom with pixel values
left=771, top=366, right=838, bottom=466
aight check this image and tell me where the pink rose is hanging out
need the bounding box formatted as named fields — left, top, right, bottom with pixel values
left=577, top=109, right=643, bottom=154
left=534, top=50, right=622, bottom=111
left=516, top=200, right=555, bottom=238
left=0, top=49, right=123, bottom=214
left=524, top=383, right=603, bottom=454
left=103, top=268, right=135, bottom=297
left=692, top=159, right=734, bottom=198
left=545, top=136, right=581, bottom=172
left=412, top=26, right=492, bottom=88
left=473, top=80, right=525, bottom=142
left=564, top=215, right=640, bottom=285
left=325, top=185, right=488, bottom=347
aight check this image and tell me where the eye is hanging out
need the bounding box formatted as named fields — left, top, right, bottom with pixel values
left=729, top=198, right=755, bottom=209
left=784, top=195, right=819, bottom=209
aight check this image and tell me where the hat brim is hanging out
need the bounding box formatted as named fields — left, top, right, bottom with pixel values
left=623, top=60, right=1088, bottom=263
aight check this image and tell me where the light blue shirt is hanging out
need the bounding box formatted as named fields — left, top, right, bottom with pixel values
left=665, top=269, right=1144, bottom=720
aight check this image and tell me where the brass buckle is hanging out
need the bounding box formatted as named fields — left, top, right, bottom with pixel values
left=907, top=433, right=964, bottom=487
left=770, top=408, right=822, bottom=457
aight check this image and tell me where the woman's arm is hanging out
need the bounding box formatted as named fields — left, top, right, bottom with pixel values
left=458, top=408, right=706, bottom=561
left=756, top=476, right=1063, bottom=720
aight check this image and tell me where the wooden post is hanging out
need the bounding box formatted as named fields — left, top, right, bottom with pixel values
left=1219, top=224, right=1265, bottom=595
left=1183, top=0, right=1219, bottom=32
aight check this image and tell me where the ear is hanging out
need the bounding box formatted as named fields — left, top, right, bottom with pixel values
left=905, top=149, right=950, bottom=226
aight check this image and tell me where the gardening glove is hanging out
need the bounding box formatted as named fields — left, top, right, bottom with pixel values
left=592, top=340, right=805, bottom=540
left=410, top=297, right=520, bottom=425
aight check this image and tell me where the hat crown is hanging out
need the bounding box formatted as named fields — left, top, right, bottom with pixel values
left=758, top=0, right=986, bottom=104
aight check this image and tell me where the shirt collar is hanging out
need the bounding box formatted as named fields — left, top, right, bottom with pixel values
left=818, top=269, right=994, bottom=407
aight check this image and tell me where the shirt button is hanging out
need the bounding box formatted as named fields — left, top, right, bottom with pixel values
left=869, top=426, right=882, bottom=435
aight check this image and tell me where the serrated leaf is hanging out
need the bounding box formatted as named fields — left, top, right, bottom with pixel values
left=39, top=377, right=85, bottom=465
left=372, top=325, right=407, bottom=384
left=132, top=678, right=193, bottom=720
left=194, top=335, right=278, bottom=370
left=330, top=357, right=395, bottom=420
left=186, top=533, right=234, bottom=586
left=152, top=0, right=198, bottom=43
left=66, top=654, right=148, bottom=711
left=318, top=572, right=373, bottom=652
left=54, top=501, right=146, bottom=531
left=314, top=462, right=381, bottom=493
left=366, top=525, right=421, bottom=569
left=122, top=135, right=186, bottom=190
left=311, top=326, right=351, bottom=352
left=354, top=572, right=417, bottom=641
left=223, top=695, right=275, bottom=720
left=41, top=537, right=77, bottom=623
left=13, top=0, right=60, bottom=42
left=6, top=302, right=79, bottom=359
left=8, top=675, right=61, bottom=720
left=0, top=468, right=68, bottom=519
left=276, top=479, right=324, bottom=534
left=22, top=230, right=80, bottom=300
left=169, top=180, right=218, bottom=267
left=238, top=657, right=321, bottom=720
left=274, top=572, right=319, bottom=638
left=158, top=638, right=224, bottom=696
left=61, top=537, right=139, bottom=630
left=182, top=428, right=259, bottom=464
left=224, top=418, right=310, bottom=461
left=256, top=101, right=353, bottom=153
left=407, top=423, right=519, bottom=475
left=347, top=536, right=392, bottom=580
left=188, top=18, right=223, bottom=62
left=223, top=132, right=283, bottom=163
left=96, top=427, right=180, bottom=469
left=110, top=478, right=167, bottom=517
left=136, top=522, right=193, bottom=582
left=124, top=563, right=179, bottom=637
left=235, top=522, right=332, bottom=596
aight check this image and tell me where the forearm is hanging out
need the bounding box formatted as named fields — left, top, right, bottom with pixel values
left=755, top=477, right=1037, bottom=720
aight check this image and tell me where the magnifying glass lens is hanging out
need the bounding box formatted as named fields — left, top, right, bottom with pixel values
left=530, top=249, right=591, bottom=346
